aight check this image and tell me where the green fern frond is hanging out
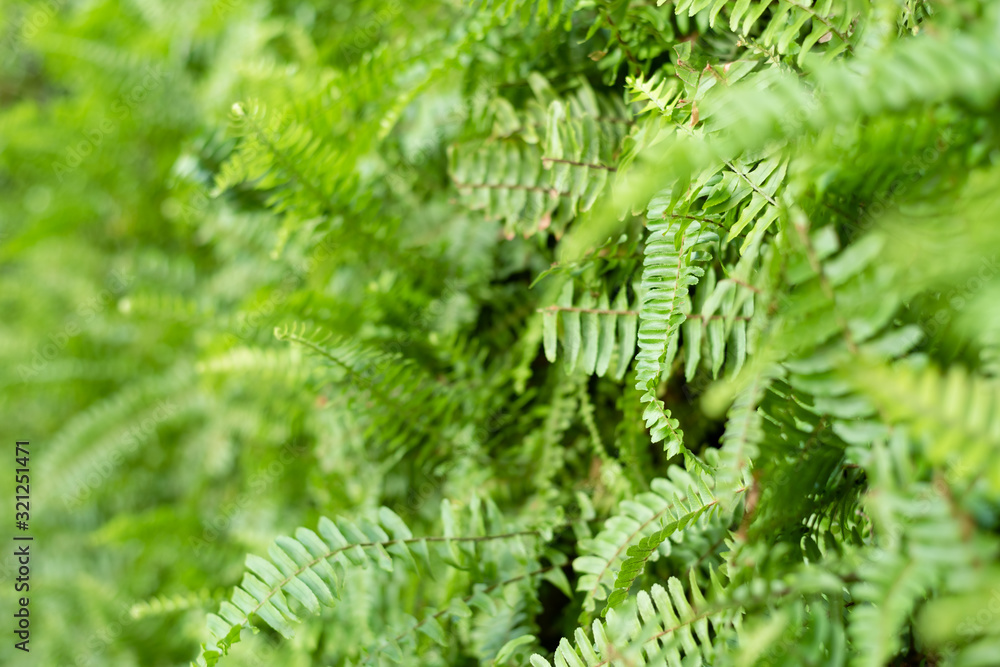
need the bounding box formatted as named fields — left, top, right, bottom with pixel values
left=213, top=100, right=363, bottom=221
left=531, top=569, right=739, bottom=667
left=634, top=217, right=718, bottom=456
left=673, top=0, right=866, bottom=66
left=197, top=502, right=540, bottom=665
left=130, top=589, right=224, bottom=620
left=11, top=2, right=1000, bottom=665
left=574, top=454, right=741, bottom=614
left=471, top=0, right=580, bottom=31
left=196, top=346, right=311, bottom=384
left=274, top=323, right=462, bottom=457
left=448, top=77, right=629, bottom=238
left=846, top=434, right=985, bottom=667
left=682, top=264, right=757, bottom=382
left=714, top=369, right=773, bottom=513
left=541, top=280, right=637, bottom=379
left=37, top=367, right=196, bottom=506
left=850, top=360, right=1000, bottom=491
left=601, top=496, right=728, bottom=616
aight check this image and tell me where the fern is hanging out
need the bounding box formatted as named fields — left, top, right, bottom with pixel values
left=672, top=0, right=865, bottom=66
left=634, top=217, right=718, bottom=457
left=850, top=360, right=1000, bottom=491
left=8, top=1, right=1000, bottom=666
left=531, top=570, right=740, bottom=667
left=198, top=502, right=540, bottom=664
left=448, top=76, right=630, bottom=238
left=274, top=323, right=463, bottom=459
left=601, top=496, right=723, bottom=615
left=574, top=453, right=743, bottom=615
left=471, top=0, right=580, bottom=31
left=213, top=100, right=365, bottom=221
left=540, top=280, right=638, bottom=379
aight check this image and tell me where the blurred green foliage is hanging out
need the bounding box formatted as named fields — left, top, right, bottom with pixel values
left=2, top=0, right=1000, bottom=665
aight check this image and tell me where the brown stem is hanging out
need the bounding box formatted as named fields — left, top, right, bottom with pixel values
left=539, top=305, right=638, bottom=316
left=451, top=178, right=568, bottom=197
left=687, top=313, right=752, bottom=321
left=726, top=277, right=762, bottom=294
left=661, top=212, right=724, bottom=227
left=784, top=0, right=853, bottom=50
left=725, top=160, right=779, bottom=207
left=538, top=306, right=751, bottom=321
left=600, top=7, right=641, bottom=75
left=542, top=156, right=617, bottom=172
left=793, top=218, right=858, bottom=353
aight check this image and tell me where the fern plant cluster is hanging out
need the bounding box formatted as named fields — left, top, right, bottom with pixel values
left=2, top=0, right=1000, bottom=665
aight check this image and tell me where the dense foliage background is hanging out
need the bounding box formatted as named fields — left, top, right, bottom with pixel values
left=2, top=0, right=1000, bottom=665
